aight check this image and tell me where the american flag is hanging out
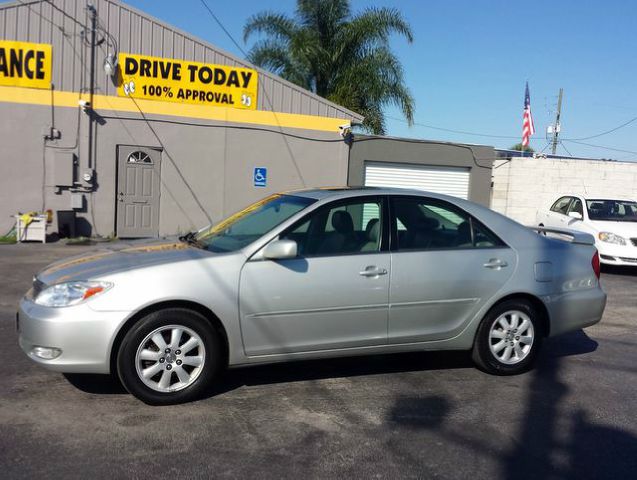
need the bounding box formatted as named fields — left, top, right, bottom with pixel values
left=522, top=82, right=535, bottom=147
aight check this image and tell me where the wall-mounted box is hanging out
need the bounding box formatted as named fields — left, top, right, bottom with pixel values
left=53, top=152, right=76, bottom=187
left=71, top=193, right=84, bottom=210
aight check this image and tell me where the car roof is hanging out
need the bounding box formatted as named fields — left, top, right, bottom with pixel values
left=584, top=197, right=636, bottom=202
left=284, top=186, right=460, bottom=201
left=555, top=194, right=636, bottom=202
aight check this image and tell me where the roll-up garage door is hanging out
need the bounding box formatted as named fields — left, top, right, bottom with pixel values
left=364, top=162, right=470, bottom=199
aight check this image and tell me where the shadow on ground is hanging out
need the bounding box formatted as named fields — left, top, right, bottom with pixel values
left=601, top=264, right=637, bottom=277
left=65, top=349, right=473, bottom=397
left=65, top=329, right=598, bottom=400
left=64, top=373, right=127, bottom=394
left=386, top=330, right=637, bottom=479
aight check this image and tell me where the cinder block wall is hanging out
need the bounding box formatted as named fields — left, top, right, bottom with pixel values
left=491, top=157, right=637, bottom=225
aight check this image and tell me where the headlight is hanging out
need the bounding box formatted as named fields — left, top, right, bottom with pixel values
left=598, top=232, right=626, bottom=245
left=34, top=281, right=112, bottom=307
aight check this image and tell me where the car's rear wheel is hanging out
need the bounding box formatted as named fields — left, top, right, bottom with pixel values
left=117, top=308, right=222, bottom=405
left=472, top=299, right=542, bottom=375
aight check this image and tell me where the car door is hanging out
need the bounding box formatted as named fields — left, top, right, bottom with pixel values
left=545, top=196, right=573, bottom=228
left=566, top=197, right=598, bottom=236
left=388, top=196, right=516, bottom=343
left=565, top=197, right=584, bottom=229
left=239, top=196, right=390, bottom=356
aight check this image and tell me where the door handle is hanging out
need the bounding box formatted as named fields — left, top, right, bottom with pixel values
left=359, top=266, right=388, bottom=277
left=483, top=258, right=508, bottom=269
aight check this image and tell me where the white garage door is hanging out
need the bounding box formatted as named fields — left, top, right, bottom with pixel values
left=364, top=162, right=470, bottom=199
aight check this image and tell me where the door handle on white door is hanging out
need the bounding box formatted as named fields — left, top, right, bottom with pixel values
left=483, top=258, right=508, bottom=269
left=359, top=266, right=388, bottom=277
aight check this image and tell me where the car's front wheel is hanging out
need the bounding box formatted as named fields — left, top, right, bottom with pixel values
left=117, top=308, right=222, bottom=404
left=472, top=299, right=542, bottom=375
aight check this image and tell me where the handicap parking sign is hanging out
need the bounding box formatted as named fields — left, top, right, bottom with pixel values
left=253, top=167, right=267, bottom=187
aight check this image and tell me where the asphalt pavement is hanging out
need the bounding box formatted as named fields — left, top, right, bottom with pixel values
left=1, top=243, right=636, bottom=479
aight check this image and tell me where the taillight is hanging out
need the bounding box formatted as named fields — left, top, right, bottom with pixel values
left=592, top=250, right=600, bottom=279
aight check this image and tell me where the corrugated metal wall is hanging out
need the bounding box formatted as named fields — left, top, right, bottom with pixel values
left=0, top=0, right=362, bottom=121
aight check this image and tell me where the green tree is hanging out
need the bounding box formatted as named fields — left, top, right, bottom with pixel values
left=244, top=0, right=414, bottom=134
left=510, top=143, right=535, bottom=153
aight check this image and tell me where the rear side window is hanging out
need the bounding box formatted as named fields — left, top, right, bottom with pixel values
left=390, top=197, right=505, bottom=251
left=551, top=197, right=572, bottom=214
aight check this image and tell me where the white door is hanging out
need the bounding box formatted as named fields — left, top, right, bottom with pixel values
left=117, top=146, right=161, bottom=238
left=364, top=162, right=470, bottom=199
left=544, top=196, right=573, bottom=228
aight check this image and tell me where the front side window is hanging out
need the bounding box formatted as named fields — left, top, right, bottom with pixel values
left=551, top=197, right=572, bottom=214
left=586, top=199, right=637, bottom=222
left=569, top=198, right=584, bottom=216
left=281, top=197, right=383, bottom=256
left=195, top=194, right=316, bottom=252
left=391, top=197, right=504, bottom=251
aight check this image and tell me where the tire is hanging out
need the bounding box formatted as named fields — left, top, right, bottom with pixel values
left=117, top=308, right=222, bottom=405
left=471, top=299, right=543, bottom=375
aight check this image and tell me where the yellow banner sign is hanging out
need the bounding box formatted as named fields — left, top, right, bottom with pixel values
left=0, top=40, right=51, bottom=89
left=117, top=53, right=258, bottom=110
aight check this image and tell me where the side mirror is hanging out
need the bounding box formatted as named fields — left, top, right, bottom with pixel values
left=262, top=239, right=298, bottom=260
left=568, top=211, right=583, bottom=220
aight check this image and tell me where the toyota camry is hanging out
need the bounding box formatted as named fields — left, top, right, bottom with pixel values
left=18, top=188, right=607, bottom=404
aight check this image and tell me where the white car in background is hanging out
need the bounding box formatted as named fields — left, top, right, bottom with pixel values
left=537, top=195, right=637, bottom=266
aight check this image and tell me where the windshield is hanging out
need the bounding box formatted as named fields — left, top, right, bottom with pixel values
left=194, top=194, right=316, bottom=252
left=586, top=199, right=637, bottom=222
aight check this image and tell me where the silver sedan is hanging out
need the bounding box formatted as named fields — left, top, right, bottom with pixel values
left=18, top=188, right=606, bottom=404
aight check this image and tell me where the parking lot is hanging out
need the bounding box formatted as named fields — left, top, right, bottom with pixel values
left=1, top=243, right=636, bottom=479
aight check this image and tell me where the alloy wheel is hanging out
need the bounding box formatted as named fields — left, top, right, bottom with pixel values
left=134, top=324, right=206, bottom=393
left=488, top=310, right=535, bottom=365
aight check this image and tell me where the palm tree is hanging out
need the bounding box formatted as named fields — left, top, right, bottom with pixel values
left=510, top=143, right=535, bottom=153
left=243, top=0, right=414, bottom=134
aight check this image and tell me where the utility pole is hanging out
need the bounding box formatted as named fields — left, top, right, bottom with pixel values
left=550, top=88, right=563, bottom=155
left=87, top=3, right=97, bottom=170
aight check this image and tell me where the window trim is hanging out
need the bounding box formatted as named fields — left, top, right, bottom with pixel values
left=388, top=195, right=509, bottom=253
left=278, top=195, right=389, bottom=258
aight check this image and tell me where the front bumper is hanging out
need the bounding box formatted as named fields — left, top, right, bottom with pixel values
left=17, top=298, right=129, bottom=374
left=597, top=242, right=637, bottom=266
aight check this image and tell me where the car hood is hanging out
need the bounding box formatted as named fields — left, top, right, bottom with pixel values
left=36, top=239, right=213, bottom=285
left=589, top=220, right=637, bottom=238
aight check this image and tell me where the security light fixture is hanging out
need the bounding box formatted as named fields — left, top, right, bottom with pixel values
left=103, top=53, right=117, bottom=77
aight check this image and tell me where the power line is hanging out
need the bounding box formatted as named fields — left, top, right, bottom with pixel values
left=198, top=0, right=313, bottom=186
left=199, top=1, right=637, bottom=158
left=386, top=115, right=520, bottom=139
left=387, top=114, right=637, bottom=159
left=563, top=116, right=637, bottom=141
left=562, top=139, right=637, bottom=156
left=199, top=0, right=248, bottom=56
left=44, top=0, right=85, bottom=28
left=560, top=141, right=573, bottom=157
left=202, top=0, right=516, bottom=146
left=16, top=0, right=84, bottom=33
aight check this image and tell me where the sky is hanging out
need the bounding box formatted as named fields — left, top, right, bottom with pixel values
left=124, top=0, right=637, bottom=161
